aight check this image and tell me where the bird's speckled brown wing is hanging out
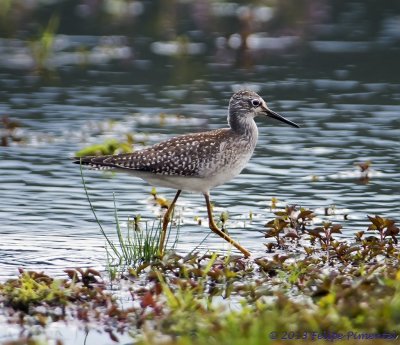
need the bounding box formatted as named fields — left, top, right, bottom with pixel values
left=76, top=128, right=236, bottom=177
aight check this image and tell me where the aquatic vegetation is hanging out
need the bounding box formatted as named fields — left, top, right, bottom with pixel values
left=75, top=135, right=134, bottom=157
left=0, top=269, right=71, bottom=313
left=80, top=165, right=183, bottom=282
left=367, top=215, right=399, bottom=244
left=0, top=268, right=134, bottom=344
left=2, top=225, right=400, bottom=345
left=356, top=160, right=372, bottom=184
left=151, top=187, right=171, bottom=209
left=81, top=168, right=166, bottom=275
left=264, top=205, right=315, bottom=247
left=219, top=211, right=230, bottom=231
left=0, top=116, right=24, bottom=146
left=3, top=180, right=399, bottom=345
left=29, top=15, right=59, bottom=72
left=135, top=245, right=400, bottom=345
left=269, top=197, right=279, bottom=210
left=307, top=222, right=343, bottom=260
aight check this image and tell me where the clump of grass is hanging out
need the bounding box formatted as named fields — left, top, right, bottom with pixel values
left=80, top=163, right=181, bottom=278
left=107, top=201, right=162, bottom=271
left=84, top=178, right=153, bottom=269
left=29, top=14, right=59, bottom=72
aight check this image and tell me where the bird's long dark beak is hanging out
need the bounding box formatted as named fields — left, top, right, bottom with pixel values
left=263, top=106, right=300, bottom=128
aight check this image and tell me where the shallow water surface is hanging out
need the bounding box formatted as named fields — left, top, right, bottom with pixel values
left=1, top=62, right=399, bottom=281
left=1, top=1, right=400, bottom=283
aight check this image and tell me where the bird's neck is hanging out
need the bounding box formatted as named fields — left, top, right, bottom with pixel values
left=228, top=112, right=259, bottom=140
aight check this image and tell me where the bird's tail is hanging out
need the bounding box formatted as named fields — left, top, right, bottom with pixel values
left=72, top=155, right=114, bottom=170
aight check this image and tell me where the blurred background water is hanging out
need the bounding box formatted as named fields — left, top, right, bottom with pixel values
left=0, top=0, right=399, bottom=280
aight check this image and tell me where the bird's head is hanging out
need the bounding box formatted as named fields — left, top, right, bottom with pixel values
left=229, top=90, right=300, bottom=128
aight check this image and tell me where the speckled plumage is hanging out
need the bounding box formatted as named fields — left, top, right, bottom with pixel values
left=75, top=90, right=298, bottom=193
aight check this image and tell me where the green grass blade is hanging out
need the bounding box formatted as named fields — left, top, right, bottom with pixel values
left=79, top=161, right=121, bottom=260
left=112, top=192, right=129, bottom=260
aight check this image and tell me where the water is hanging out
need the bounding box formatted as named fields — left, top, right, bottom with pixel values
left=0, top=3, right=400, bottom=283
left=0, top=3, right=399, bottom=345
left=1, top=69, right=399, bottom=281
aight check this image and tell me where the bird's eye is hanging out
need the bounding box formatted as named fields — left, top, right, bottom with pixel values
left=251, top=99, right=261, bottom=107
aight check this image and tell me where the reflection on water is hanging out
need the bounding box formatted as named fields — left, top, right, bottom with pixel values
left=0, top=320, right=133, bottom=345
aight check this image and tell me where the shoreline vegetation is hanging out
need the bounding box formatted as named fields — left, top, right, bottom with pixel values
left=1, top=147, right=398, bottom=344
left=1, top=193, right=399, bottom=345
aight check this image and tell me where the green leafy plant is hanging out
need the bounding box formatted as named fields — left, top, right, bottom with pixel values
left=0, top=270, right=71, bottom=313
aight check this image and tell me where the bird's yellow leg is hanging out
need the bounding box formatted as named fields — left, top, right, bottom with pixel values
left=203, top=192, right=251, bottom=257
left=159, top=190, right=182, bottom=256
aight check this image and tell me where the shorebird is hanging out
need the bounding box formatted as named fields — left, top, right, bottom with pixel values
left=75, top=90, right=299, bottom=257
